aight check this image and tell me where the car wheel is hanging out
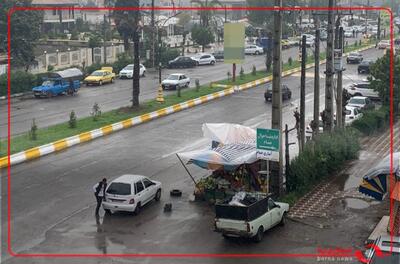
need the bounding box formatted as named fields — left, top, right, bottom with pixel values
left=186, top=82, right=190, bottom=88
left=288, top=93, right=292, bottom=99
left=99, top=80, right=103, bottom=86
left=255, top=51, right=260, bottom=55
left=104, top=209, right=112, bottom=215
left=254, top=226, right=264, bottom=242
left=210, top=61, right=215, bottom=65
left=155, top=189, right=161, bottom=201
left=85, top=83, right=89, bottom=86
left=222, top=234, right=231, bottom=240
left=142, top=71, right=145, bottom=77
left=111, top=78, right=114, bottom=83
left=67, top=88, right=74, bottom=95
left=47, top=91, right=54, bottom=98
left=279, top=212, right=287, bottom=226
left=134, top=202, right=141, bottom=215
left=196, top=61, right=199, bottom=66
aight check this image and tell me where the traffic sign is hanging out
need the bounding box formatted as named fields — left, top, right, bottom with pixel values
left=256, top=128, right=281, bottom=161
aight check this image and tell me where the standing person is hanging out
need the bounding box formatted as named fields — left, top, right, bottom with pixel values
left=93, top=178, right=107, bottom=215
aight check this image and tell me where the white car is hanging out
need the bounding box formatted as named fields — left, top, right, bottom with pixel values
left=344, top=31, right=354, bottom=38
left=190, top=53, right=216, bottom=65
left=245, top=45, right=264, bottom=55
left=302, top=34, right=315, bottom=41
left=119, top=64, right=146, bottom=78
left=347, top=82, right=379, bottom=99
left=345, top=106, right=363, bottom=125
left=377, top=40, right=390, bottom=49
left=102, top=174, right=162, bottom=215
left=161, top=73, right=190, bottom=90
left=305, top=118, right=323, bottom=140
left=347, top=96, right=374, bottom=111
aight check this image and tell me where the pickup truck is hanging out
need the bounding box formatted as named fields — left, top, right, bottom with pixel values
left=32, top=68, right=83, bottom=98
left=214, top=193, right=289, bottom=242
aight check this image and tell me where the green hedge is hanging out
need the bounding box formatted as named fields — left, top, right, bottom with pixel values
left=351, top=107, right=390, bottom=135
left=286, top=128, right=360, bottom=195
left=0, top=71, right=42, bottom=97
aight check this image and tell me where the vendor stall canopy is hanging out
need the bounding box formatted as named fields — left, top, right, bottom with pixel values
left=178, top=123, right=257, bottom=171
left=359, top=152, right=400, bottom=201
left=47, top=68, right=83, bottom=80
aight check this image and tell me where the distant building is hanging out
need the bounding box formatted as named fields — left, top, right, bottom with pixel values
left=32, top=0, right=80, bottom=33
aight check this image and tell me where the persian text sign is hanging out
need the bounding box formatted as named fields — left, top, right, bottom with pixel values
left=256, top=128, right=280, bottom=161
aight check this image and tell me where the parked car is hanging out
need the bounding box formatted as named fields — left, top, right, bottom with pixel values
left=161, top=73, right=190, bottom=90
left=84, top=67, right=116, bottom=86
left=245, top=45, right=264, bottom=55
left=214, top=194, right=289, bottom=242
left=119, top=64, right=146, bottom=79
left=347, top=52, right=363, bottom=64
left=358, top=60, right=374, bottom=74
left=344, top=105, right=363, bottom=125
left=347, top=82, right=379, bottom=99
left=377, top=40, right=390, bottom=49
left=190, top=53, right=216, bottom=65
left=264, top=84, right=292, bottom=102
left=212, top=50, right=224, bottom=60
left=102, top=174, right=162, bottom=215
left=167, top=56, right=197, bottom=68
left=362, top=235, right=400, bottom=264
left=305, top=118, right=323, bottom=140
left=281, top=39, right=290, bottom=49
left=344, top=31, right=354, bottom=38
left=346, top=96, right=374, bottom=111
left=32, top=67, right=83, bottom=98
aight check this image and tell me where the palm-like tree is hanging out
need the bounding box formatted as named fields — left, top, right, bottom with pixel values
left=191, top=0, right=223, bottom=28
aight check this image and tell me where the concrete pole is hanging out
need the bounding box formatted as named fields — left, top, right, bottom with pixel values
left=151, top=0, right=155, bottom=68
left=300, top=35, right=306, bottom=152
left=271, top=0, right=283, bottom=196
left=103, top=14, right=107, bottom=64
left=313, top=28, right=320, bottom=137
left=337, top=27, right=344, bottom=129
left=324, top=0, right=335, bottom=132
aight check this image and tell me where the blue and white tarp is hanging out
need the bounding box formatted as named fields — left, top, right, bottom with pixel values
left=178, top=123, right=257, bottom=171
left=359, top=152, right=400, bottom=201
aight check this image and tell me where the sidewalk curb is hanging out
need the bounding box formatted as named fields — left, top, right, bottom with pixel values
left=0, top=45, right=374, bottom=169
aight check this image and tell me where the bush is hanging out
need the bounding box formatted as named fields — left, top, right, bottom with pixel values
left=0, top=71, right=37, bottom=97
left=288, top=57, right=293, bottom=66
left=252, top=65, right=257, bottom=76
left=239, top=67, right=244, bottom=80
left=69, top=110, right=77, bottom=128
left=84, top=63, right=102, bottom=76
left=287, top=128, right=360, bottom=194
left=29, top=118, right=38, bottom=140
left=352, top=107, right=390, bottom=135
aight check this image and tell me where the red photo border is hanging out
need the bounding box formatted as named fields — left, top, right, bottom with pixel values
left=5, top=5, right=396, bottom=260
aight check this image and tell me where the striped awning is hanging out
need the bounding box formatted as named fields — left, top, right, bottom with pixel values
left=358, top=152, right=400, bottom=200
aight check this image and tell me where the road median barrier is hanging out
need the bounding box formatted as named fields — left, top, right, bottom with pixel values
left=0, top=44, right=375, bottom=169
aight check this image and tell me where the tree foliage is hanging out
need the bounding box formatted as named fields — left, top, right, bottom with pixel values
left=113, top=0, right=140, bottom=52
left=191, top=25, right=215, bottom=52
left=369, top=53, right=400, bottom=112
left=0, top=0, right=43, bottom=71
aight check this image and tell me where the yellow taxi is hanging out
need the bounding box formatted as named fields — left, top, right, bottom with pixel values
left=281, top=39, right=290, bottom=49
left=84, top=67, right=116, bottom=86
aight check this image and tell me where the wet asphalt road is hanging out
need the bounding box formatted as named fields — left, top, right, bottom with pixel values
left=1, top=47, right=384, bottom=264
left=0, top=38, right=364, bottom=138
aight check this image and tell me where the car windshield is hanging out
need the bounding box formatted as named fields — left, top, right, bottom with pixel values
left=123, top=65, right=133, bottom=70
left=361, top=61, right=371, bottom=65
left=349, top=98, right=365, bottom=104
left=106, top=182, right=131, bottom=195
left=345, top=109, right=351, bottom=115
left=91, top=71, right=103, bottom=76
left=173, top=57, right=182, bottom=61
left=167, top=75, right=180, bottom=80
left=42, top=80, right=55, bottom=86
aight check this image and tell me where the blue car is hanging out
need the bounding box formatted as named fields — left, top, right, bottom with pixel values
left=32, top=68, right=83, bottom=98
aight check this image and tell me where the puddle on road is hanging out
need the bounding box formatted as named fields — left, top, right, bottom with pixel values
left=345, top=198, right=370, bottom=209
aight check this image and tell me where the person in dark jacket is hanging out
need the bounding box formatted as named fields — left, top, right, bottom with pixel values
left=93, top=178, right=107, bottom=215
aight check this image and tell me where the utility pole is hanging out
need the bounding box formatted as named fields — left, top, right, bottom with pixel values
left=300, top=35, right=306, bottom=152
left=271, top=0, right=283, bottom=196
left=336, top=26, right=344, bottom=129
left=313, top=27, right=320, bottom=137
left=324, top=0, right=335, bottom=132
left=377, top=11, right=381, bottom=41
left=103, top=14, right=107, bottom=64
left=132, top=0, right=141, bottom=107
left=151, top=0, right=155, bottom=68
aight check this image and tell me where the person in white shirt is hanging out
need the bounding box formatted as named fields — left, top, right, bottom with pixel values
left=93, top=178, right=107, bottom=215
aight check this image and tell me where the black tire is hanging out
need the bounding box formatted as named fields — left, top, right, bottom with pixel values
left=255, top=51, right=260, bottom=55
left=134, top=202, right=141, bottom=215
left=47, top=91, right=54, bottom=98
left=222, top=234, right=231, bottom=240
left=155, top=189, right=161, bottom=201
left=67, top=88, right=74, bottom=95
left=111, top=78, right=114, bottom=83
left=288, top=93, right=292, bottom=99
left=104, top=209, right=112, bottom=215
left=210, top=61, right=215, bottom=65
left=142, top=71, right=146, bottom=77
left=99, top=80, right=103, bottom=86
left=254, top=226, right=264, bottom=242
left=85, top=83, right=89, bottom=86
left=279, top=212, right=287, bottom=226
left=185, top=82, right=190, bottom=88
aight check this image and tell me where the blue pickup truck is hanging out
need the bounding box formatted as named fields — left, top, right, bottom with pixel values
left=32, top=68, right=83, bottom=98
